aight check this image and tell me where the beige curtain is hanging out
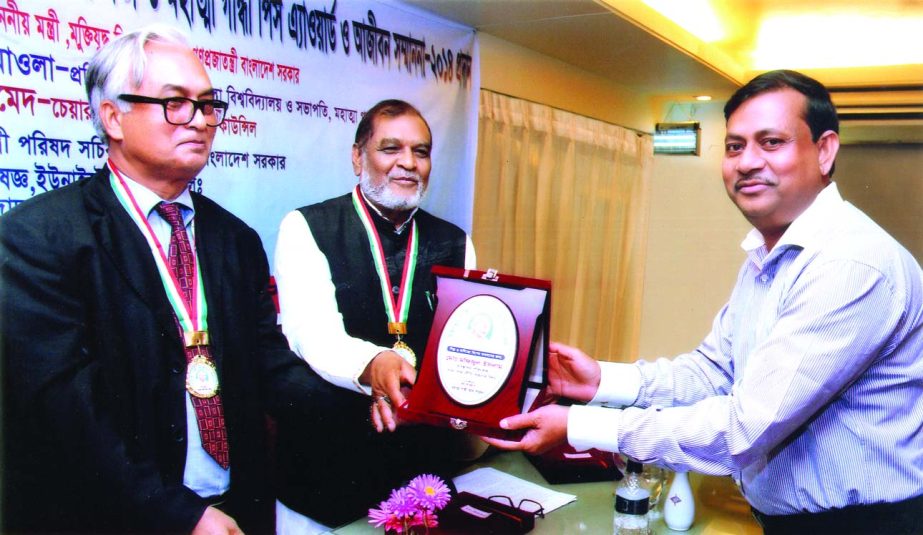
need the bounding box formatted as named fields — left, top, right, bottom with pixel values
left=472, top=90, right=653, bottom=361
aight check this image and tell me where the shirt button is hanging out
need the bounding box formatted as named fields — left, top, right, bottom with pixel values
left=759, top=274, right=769, bottom=283
left=392, top=285, right=400, bottom=294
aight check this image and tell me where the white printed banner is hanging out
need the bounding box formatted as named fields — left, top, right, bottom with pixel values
left=0, top=0, right=479, bottom=261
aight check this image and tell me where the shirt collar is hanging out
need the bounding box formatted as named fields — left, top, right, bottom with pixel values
left=774, top=182, right=843, bottom=249
left=118, top=172, right=196, bottom=226
left=358, top=188, right=418, bottom=235
left=740, top=182, right=843, bottom=266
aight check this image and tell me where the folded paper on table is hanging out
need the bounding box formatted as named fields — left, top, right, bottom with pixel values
left=453, top=467, right=576, bottom=515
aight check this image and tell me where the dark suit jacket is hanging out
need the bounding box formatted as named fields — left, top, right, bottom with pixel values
left=0, top=169, right=334, bottom=533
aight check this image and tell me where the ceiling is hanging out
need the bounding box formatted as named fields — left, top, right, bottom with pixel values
left=401, top=0, right=923, bottom=142
left=401, top=0, right=737, bottom=97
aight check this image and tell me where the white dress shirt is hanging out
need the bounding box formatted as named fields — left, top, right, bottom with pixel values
left=568, top=183, right=923, bottom=514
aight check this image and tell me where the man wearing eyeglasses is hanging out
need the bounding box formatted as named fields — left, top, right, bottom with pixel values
left=0, top=23, right=335, bottom=534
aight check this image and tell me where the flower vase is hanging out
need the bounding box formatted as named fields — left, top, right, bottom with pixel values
left=663, top=471, right=695, bottom=531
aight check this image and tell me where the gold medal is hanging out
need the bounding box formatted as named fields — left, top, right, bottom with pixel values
left=186, top=354, right=219, bottom=398
left=393, top=339, right=417, bottom=368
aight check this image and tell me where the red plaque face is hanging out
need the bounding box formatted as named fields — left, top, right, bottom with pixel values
left=437, top=295, right=518, bottom=406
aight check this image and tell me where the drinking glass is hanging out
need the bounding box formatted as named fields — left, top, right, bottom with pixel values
left=641, top=464, right=666, bottom=520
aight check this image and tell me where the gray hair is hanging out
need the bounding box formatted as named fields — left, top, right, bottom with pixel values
left=85, top=24, right=190, bottom=142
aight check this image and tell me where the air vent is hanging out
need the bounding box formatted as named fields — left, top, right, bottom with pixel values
left=830, top=85, right=923, bottom=121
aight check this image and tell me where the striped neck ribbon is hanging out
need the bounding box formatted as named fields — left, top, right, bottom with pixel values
left=108, top=160, right=208, bottom=338
left=351, top=185, right=418, bottom=333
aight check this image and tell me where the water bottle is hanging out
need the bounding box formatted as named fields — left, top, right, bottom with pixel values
left=613, top=460, right=651, bottom=535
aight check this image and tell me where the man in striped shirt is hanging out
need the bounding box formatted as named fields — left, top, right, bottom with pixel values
left=486, top=70, right=923, bottom=534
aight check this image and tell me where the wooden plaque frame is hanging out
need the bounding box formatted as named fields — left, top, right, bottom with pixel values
left=397, top=266, right=551, bottom=439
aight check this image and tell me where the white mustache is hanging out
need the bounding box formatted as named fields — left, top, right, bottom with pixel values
left=389, top=172, right=421, bottom=182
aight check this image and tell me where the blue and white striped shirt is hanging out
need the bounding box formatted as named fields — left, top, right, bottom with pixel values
left=571, top=183, right=923, bottom=514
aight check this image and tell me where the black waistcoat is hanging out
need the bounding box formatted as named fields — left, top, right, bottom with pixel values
left=302, top=192, right=466, bottom=357
left=275, top=192, right=468, bottom=526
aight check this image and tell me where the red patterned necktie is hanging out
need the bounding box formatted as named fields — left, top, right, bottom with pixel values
left=155, top=202, right=230, bottom=469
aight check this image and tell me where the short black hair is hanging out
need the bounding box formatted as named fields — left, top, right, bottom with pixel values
left=354, top=99, right=431, bottom=151
left=724, top=69, right=838, bottom=142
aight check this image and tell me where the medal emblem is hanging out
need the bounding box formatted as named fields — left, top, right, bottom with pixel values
left=393, top=339, right=417, bottom=368
left=186, top=354, right=219, bottom=398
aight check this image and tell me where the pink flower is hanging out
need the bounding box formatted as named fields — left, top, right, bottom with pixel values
left=411, top=510, right=440, bottom=529
left=384, top=516, right=406, bottom=533
left=369, top=474, right=454, bottom=533
left=389, top=487, right=420, bottom=519
left=407, top=474, right=452, bottom=511
left=368, top=499, right=395, bottom=528
left=368, top=497, right=411, bottom=533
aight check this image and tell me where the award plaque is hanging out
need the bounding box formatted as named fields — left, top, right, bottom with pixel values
left=397, top=266, right=551, bottom=439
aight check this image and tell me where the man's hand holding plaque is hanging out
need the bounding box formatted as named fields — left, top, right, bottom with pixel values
left=482, top=342, right=602, bottom=454
left=486, top=404, right=570, bottom=456
left=361, top=350, right=417, bottom=432
left=546, top=341, right=601, bottom=403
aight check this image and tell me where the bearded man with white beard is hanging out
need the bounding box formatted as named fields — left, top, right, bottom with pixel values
left=272, top=99, right=483, bottom=532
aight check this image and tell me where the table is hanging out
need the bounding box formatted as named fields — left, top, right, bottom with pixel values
left=333, top=451, right=762, bottom=534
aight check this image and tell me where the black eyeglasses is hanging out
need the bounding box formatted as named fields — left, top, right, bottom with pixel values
left=118, top=94, right=228, bottom=127
left=488, top=495, right=545, bottom=519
